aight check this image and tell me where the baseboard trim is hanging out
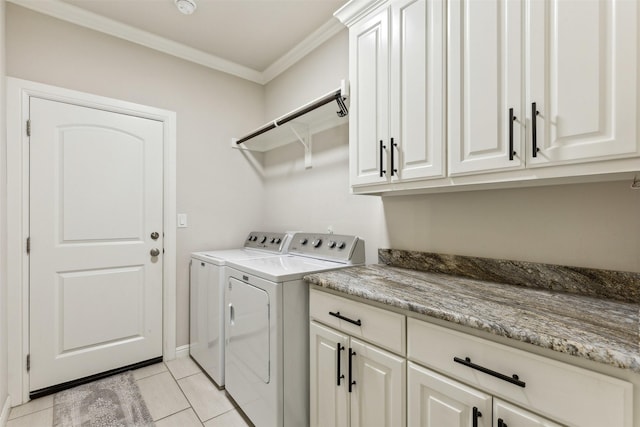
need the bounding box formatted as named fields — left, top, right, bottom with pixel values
left=175, top=344, right=190, bottom=359
left=0, top=395, right=11, bottom=427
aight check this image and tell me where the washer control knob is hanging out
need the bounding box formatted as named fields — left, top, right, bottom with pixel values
left=252, top=235, right=258, bottom=241
left=270, top=238, right=276, bottom=244
left=260, top=236, right=267, bottom=243
left=312, top=239, right=323, bottom=248
left=338, top=241, right=347, bottom=249
left=300, top=238, right=308, bottom=245
left=328, top=240, right=337, bottom=249
left=275, top=238, right=281, bottom=244
left=248, top=235, right=253, bottom=241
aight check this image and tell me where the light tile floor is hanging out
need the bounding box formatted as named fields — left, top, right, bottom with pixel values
left=7, top=357, right=252, bottom=427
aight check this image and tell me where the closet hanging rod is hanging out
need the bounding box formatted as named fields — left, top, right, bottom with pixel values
left=236, top=89, right=347, bottom=145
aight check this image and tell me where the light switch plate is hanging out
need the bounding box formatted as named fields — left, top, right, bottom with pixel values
left=177, top=213, right=188, bottom=228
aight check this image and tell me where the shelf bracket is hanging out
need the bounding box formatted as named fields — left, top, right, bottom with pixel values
left=289, top=123, right=312, bottom=169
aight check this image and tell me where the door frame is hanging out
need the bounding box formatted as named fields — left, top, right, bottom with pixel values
left=6, top=77, right=177, bottom=404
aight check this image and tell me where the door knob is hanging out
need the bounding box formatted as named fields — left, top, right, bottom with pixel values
left=151, top=231, right=160, bottom=240
left=150, top=248, right=160, bottom=257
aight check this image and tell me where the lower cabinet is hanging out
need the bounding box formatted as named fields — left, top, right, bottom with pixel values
left=310, top=321, right=406, bottom=427
left=408, top=361, right=561, bottom=427
left=408, top=361, right=491, bottom=427
left=493, top=399, right=562, bottom=427
left=310, top=289, right=633, bottom=427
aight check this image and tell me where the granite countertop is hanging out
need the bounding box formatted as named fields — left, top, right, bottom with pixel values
left=304, top=261, right=640, bottom=373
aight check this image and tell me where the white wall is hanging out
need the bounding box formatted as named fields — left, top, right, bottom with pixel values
left=0, top=0, right=9, bottom=417
left=264, top=27, right=640, bottom=273
left=5, top=4, right=267, bottom=348
left=263, top=30, right=387, bottom=264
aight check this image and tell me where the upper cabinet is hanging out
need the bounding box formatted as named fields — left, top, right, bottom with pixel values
left=336, top=0, right=639, bottom=194
left=526, top=0, right=638, bottom=166
left=448, top=0, right=524, bottom=175
left=343, top=0, right=445, bottom=187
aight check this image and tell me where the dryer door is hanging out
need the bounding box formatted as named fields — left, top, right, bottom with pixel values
left=227, top=277, right=270, bottom=383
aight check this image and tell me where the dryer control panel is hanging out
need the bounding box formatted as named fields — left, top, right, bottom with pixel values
left=288, top=233, right=365, bottom=264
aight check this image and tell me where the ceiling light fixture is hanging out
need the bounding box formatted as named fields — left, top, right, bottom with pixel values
left=175, top=0, right=197, bottom=15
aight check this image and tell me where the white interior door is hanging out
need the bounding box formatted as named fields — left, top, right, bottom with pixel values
left=29, top=97, right=164, bottom=393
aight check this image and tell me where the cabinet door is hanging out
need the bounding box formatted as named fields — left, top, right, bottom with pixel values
left=448, top=0, right=523, bottom=175
left=527, top=0, right=638, bottom=165
left=350, top=338, right=406, bottom=427
left=310, top=321, right=349, bottom=427
left=408, top=362, right=491, bottom=427
left=390, top=0, right=445, bottom=181
left=494, top=399, right=563, bottom=427
left=349, top=6, right=391, bottom=186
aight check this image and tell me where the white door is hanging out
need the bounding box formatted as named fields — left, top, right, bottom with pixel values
left=350, top=338, right=405, bottom=427
left=494, top=399, right=563, bottom=427
left=527, top=0, right=638, bottom=166
left=390, top=0, right=445, bottom=181
left=408, top=362, right=491, bottom=427
left=349, top=6, right=391, bottom=186
left=29, top=97, right=164, bottom=393
left=310, top=321, right=349, bottom=427
left=448, top=0, right=523, bottom=175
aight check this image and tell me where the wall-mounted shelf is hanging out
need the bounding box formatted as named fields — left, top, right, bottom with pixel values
left=231, top=81, right=349, bottom=168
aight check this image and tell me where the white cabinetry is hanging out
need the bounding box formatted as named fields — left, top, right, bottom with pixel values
left=494, top=399, right=562, bottom=427
left=449, top=0, right=638, bottom=175
left=337, top=0, right=639, bottom=194
left=448, top=0, right=523, bottom=175
left=408, top=361, right=491, bottom=427
left=526, top=0, right=638, bottom=167
left=309, top=290, right=406, bottom=427
left=408, top=318, right=633, bottom=427
left=345, top=0, right=445, bottom=187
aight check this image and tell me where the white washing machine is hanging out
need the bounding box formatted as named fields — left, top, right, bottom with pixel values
left=189, top=231, right=291, bottom=387
left=224, top=233, right=365, bottom=427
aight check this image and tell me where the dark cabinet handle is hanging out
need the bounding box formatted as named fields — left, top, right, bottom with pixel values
left=329, top=311, right=362, bottom=326
left=508, top=108, right=516, bottom=160
left=348, top=348, right=356, bottom=392
left=379, top=140, right=386, bottom=177
left=532, top=102, right=540, bottom=157
left=336, top=343, right=345, bottom=386
left=498, top=418, right=507, bottom=427
left=390, top=138, right=398, bottom=176
left=472, top=407, right=482, bottom=427
left=454, top=356, right=526, bottom=387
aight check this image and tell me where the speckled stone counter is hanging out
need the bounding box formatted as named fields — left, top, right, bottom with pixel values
left=304, top=258, right=640, bottom=373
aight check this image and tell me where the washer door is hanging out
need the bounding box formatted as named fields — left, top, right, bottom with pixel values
left=227, top=277, right=270, bottom=383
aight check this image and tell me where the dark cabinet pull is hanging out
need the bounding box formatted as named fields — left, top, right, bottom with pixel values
left=348, top=348, right=356, bottom=392
left=336, top=343, right=345, bottom=386
left=498, top=418, right=507, bottom=427
left=454, top=356, right=526, bottom=387
left=508, top=108, right=516, bottom=160
left=329, top=311, right=362, bottom=326
left=532, top=102, right=540, bottom=157
left=379, top=140, right=386, bottom=177
left=472, top=407, right=482, bottom=427
left=390, top=138, right=398, bottom=176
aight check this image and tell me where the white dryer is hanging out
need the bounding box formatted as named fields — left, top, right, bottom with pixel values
left=224, top=233, right=365, bottom=427
left=189, top=231, right=291, bottom=387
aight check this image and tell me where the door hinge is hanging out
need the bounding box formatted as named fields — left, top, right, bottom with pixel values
left=26, top=237, right=30, bottom=254
left=26, top=354, right=30, bottom=372
left=26, top=119, right=31, bottom=137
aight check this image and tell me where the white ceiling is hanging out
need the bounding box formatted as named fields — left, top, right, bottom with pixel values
left=10, top=0, right=348, bottom=83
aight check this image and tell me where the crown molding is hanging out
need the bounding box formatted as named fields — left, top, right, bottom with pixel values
left=8, top=0, right=346, bottom=85
left=261, top=18, right=345, bottom=84
left=334, top=0, right=387, bottom=27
